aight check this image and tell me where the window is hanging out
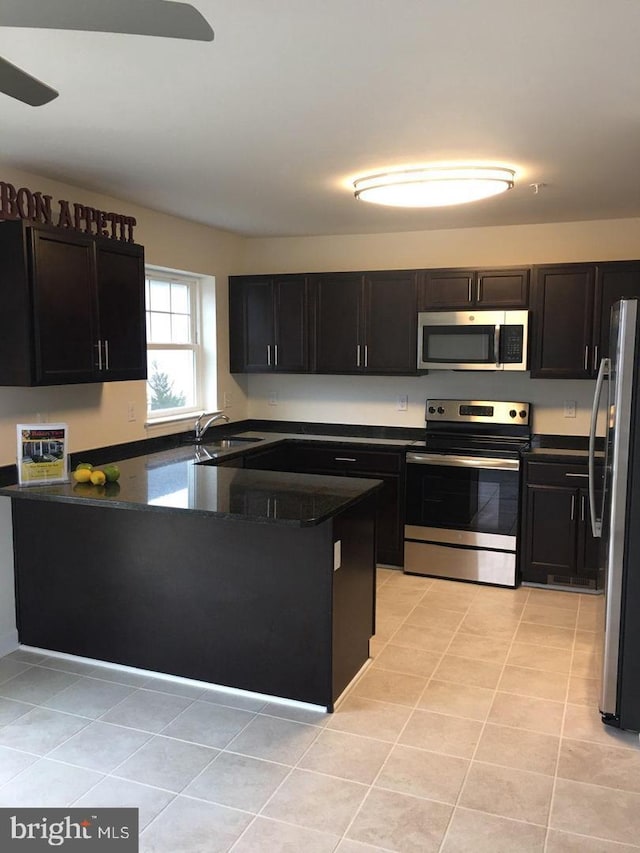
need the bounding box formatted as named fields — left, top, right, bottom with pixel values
left=145, top=270, right=202, bottom=419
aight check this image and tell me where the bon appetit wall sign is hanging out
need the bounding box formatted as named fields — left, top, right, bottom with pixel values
left=0, top=180, right=137, bottom=243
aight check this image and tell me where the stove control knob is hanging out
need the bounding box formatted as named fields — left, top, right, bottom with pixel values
left=428, top=406, right=436, bottom=414
left=509, top=409, right=517, bottom=418
left=519, top=409, right=527, bottom=419
left=437, top=406, right=445, bottom=414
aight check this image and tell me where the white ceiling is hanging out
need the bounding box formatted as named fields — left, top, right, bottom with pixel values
left=1, top=0, right=640, bottom=238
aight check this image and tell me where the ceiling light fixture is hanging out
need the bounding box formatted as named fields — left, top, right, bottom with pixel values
left=353, top=166, right=516, bottom=208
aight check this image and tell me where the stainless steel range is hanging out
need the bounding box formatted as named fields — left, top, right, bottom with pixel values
left=404, top=399, right=531, bottom=587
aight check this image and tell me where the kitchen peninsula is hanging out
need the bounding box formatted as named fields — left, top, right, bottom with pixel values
left=1, top=442, right=381, bottom=711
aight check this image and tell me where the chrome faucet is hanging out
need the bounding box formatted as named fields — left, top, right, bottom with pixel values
left=193, top=411, right=230, bottom=442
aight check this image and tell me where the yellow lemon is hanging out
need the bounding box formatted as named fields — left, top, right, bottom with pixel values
left=73, top=468, right=93, bottom=483
left=90, top=469, right=107, bottom=486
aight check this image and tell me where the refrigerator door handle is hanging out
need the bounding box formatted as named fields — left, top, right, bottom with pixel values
left=589, top=356, right=609, bottom=538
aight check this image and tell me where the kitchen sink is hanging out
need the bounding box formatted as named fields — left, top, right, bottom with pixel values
left=203, top=437, right=263, bottom=449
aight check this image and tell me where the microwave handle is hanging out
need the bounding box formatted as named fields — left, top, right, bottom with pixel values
left=494, top=324, right=501, bottom=367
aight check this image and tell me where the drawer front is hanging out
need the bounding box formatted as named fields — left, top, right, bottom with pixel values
left=291, top=444, right=402, bottom=474
left=525, top=460, right=589, bottom=487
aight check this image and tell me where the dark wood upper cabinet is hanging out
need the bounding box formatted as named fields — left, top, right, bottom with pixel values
left=229, top=274, right=308, bottom=373
left=312, top=273, right=363, bottom=373
left=0, top=220, right=146, bottom=386
left=594, top=262, right=640, bottom=365
left=312, top=270, right=418, bottom=374
left=530, top=262, right=640, bottom=378
left=419, top=267, right=529, bottom=310
left=30, top=228, right=97, bottom=385
left=364, top=271, right=418, bottom=374
left=229, top=260, right=640, bottom=379
left=95, top=240, right=147, bottom=381
left=530, top=265, right=595, bottom=379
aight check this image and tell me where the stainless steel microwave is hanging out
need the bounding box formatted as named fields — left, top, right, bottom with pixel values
left=417, top=309, right=529, bottom=371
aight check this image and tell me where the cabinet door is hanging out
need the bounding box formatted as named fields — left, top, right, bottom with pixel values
left=313, top=274, right=363, bottom=372
left=530, top=265, right=595, bottom=378
left=230, top=278, right=274, bottom=372
left=364, top=271, right=418, bottom=374
left=521, top=484, right=578, bottom=584
left=273, top=276, right=308, bottom=372
left=476, top=268, right=529, bottom=308
left=420, top=270, right=474, bottom=309
left=96, top=241, right=147, bottom=381
left=578, top=488, right=602, bottom=589
left=594, top=262, right=640, bottom=368
left=30, top=228, right=97, bottom=385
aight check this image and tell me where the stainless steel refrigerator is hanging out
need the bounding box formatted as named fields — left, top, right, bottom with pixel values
left=589, top=297, right=640, bottom=731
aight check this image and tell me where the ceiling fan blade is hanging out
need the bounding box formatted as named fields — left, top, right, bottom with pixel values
left=0, top=0, right=214, bottom=41
left=0, top=56, right=58, bottom=106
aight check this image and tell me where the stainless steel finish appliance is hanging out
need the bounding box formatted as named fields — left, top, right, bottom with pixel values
left=404, top=399, right=531, bottom=587
left=417, top=309, right=528, bottom=371
left=589, top=298, right=640, bottom=731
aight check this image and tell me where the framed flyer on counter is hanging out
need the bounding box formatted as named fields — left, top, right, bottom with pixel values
left=17, top=423, right=69, bottom=485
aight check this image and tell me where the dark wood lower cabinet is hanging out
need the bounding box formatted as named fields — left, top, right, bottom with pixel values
left=245, top=443, right=405, bottom=567
left=521, top=461, right=600, bottom=589
left=12, top=495, right=376, bottom=710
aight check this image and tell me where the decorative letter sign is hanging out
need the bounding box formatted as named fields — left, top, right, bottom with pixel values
left=0, top=180, right=137, bottom=242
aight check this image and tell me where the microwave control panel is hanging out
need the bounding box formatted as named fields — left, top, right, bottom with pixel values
left=501, top=325, right=525, bottom=363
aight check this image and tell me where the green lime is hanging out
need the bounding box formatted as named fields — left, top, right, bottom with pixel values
left=75, top=462, right=93, bottom=471
left=103, top=465, right=120, bottom=483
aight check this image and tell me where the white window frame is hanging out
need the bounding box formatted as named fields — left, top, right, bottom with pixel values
left=145, top=267, right=203, bottom=422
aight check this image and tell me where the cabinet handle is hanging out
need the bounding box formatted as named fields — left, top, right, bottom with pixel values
left=104, top=339, right=109, bottom=371
left=334, top=457, right=357, bottom=462
left=468, top=279, right=473, bottom=303
left=356, top=345, right=361, bottom=368
left=274, top=344, right=278, bottom=367
left=476, top=280, right=482, bottom=302
left=570, top=494, right=576, bottom=521
left=95, top=339, right=103, bottom=371
left=267, top=344, right=271, bottom=366
left=592, top=344, right=599, bottom=373
left=584, top=346, right=589, bottom=371
left=581, top=494, right=586, bottom=522
left=364, top=345, right=368, bottom=368
left=565, top=473, right=588, bottom=478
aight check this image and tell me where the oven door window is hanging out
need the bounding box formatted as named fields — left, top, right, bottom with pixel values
left=422, top=325, right=494, bottom=364
left=406, top=463, right=519, bottom=536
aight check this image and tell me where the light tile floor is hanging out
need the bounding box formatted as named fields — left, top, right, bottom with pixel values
left=0, top=569, right=638, bottom=852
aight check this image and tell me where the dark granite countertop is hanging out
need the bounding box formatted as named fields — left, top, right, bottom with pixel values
left=524, top=446, right=590, bottom=462
left=0, top=441, right=383, bottom=527
left=524, top=434, right=604, bottom=463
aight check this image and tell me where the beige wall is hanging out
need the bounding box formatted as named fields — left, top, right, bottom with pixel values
left=240, top=217, right=640, bottom=434
left=0, top=164, right=248, bottom=466
left=239, top=218, right=640, bottom=273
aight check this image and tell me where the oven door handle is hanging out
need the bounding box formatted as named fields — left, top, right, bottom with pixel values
left=406, top=452, right=519, bottom=471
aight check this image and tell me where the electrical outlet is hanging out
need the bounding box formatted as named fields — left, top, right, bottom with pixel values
left=223, top=391, right=232, bottom=409
left=397, top=394, right=408, bottom=412
left=563, top=400, right=576, bottom=418
left=127, top=401, right=136, bottom=422
left=268, top=390, right=278, bottom=406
